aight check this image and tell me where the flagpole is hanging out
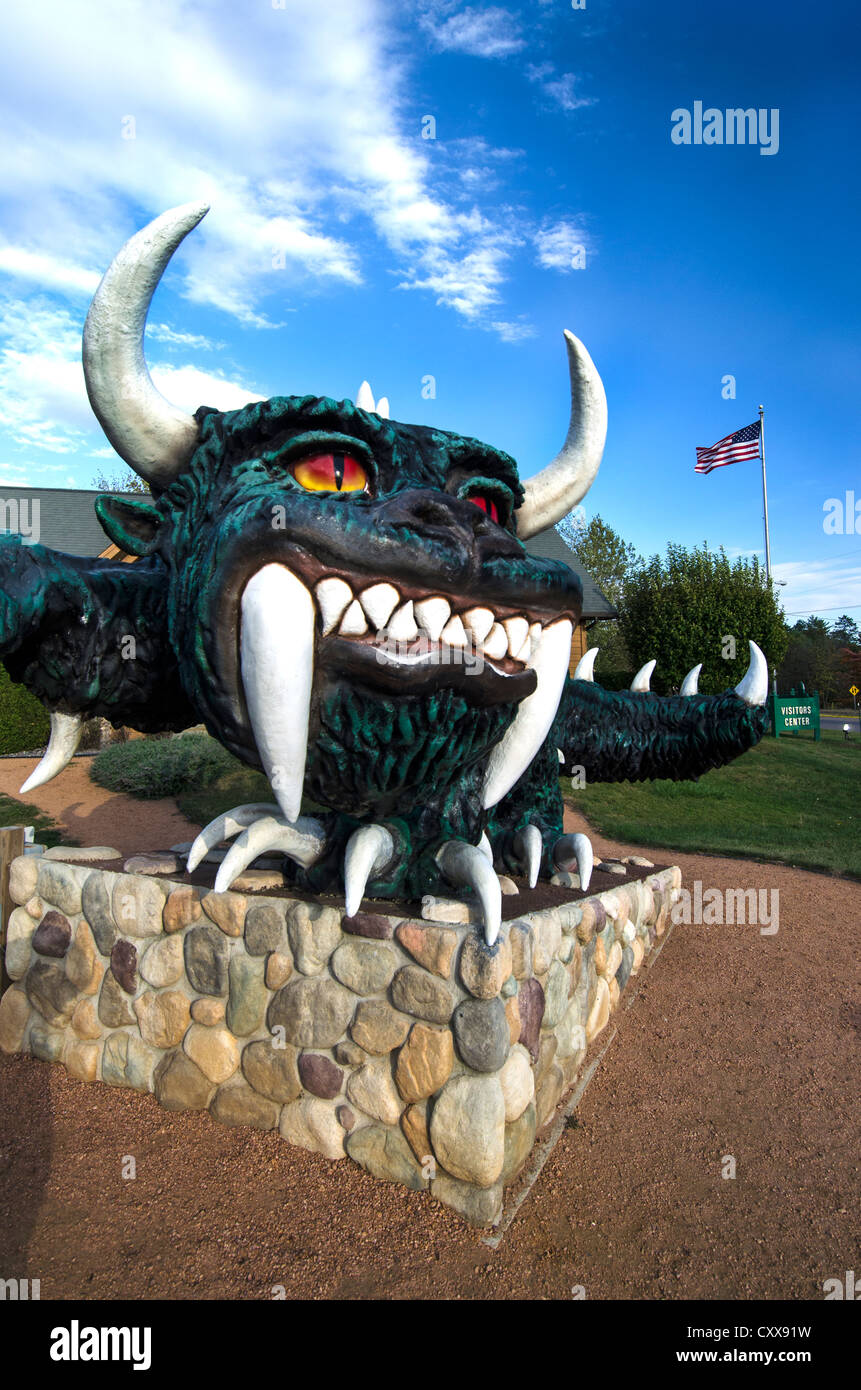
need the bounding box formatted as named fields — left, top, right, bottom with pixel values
left=758, top=404, right=772, bottom=583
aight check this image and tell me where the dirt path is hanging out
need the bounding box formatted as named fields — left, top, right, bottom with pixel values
left=0, top=778, right=857, bottom=1300
left=0, top=755, right=200, bottom=855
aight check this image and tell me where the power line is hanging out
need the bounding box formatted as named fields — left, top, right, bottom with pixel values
left=784, top=603, right=861, bottom=616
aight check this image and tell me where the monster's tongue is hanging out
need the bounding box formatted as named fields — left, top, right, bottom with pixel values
left=240, top=564, right=315, bottom=824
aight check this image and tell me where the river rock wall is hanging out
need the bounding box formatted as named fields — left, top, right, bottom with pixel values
left=0, top=853, right=681, bottom=1226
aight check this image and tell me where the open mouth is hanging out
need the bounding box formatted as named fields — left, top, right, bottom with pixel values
left=233, top=560, right=574, bottom=826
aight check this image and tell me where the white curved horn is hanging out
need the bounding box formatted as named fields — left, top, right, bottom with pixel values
left=355, top=381, right=375, bottom=411
left=680, top=663, right=702, bottom=696
left=436, top=840, right=502, bottom=946
left=19, top=711, right=84, bottom=793
left=514, top=331, right=607, bottom=540
left=344, top=824, right=395, bottom=917
left=630, top=659, right=656, bottom=693
left=734, top=640, right=769, bottom=706
left=376, top=396, right=390, bottom=419
left=83, top=201, right=208, bottom=486
left=573, top=646, right=599, bottom=681
left=513, top=823, right=542, bottom=889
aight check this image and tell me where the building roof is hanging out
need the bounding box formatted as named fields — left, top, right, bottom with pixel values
left=1, top=486, right=617, bottom=619
left=523, top=528, right=618, bottom=620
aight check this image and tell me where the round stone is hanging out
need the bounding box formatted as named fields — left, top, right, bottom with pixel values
left=244, top=901, right=288, bottom=956
left=0, top=987, right=31, bottom=1053
left=162, top=886, right=203, bottom=933
left=501, top=1102, right=536, bottom=1184
left=183, top=1023, right=240, bottom=1083
left=390, top=965, right=454, bottom=1025
left=134, top=989, right=191, bottom=1048
left=394, top=922, right=459, bottom=978
left=82, top=871, right=117, bottom=954
left=498, top=1044, right=534, bottom=1122
left=298, top=1052, right=344, bottom=1099
left=279, top=1096, right=345, bottom=1159
left=25, top=959, right=78, bottom=1026
left=9, top=854, right=38, bottom=905
left=330, top=939, right=398, bottom=995
left=110, top=939, right=138, bottom=994
left=44, top=845, right=121, bottom=862
left=452, top=997, right=509, bottom=1073
left=98, top=970, right=136, bottom=1027
left=346, top=1056, right=403, bottom=1125
left=241, top=1037, right=302, bottom=1103
left=154, top=1051, right=213, bottom=1111
left=226, top=953, right=267, bottom=1036
left=394, top=1023, right=454, bottom=1102
left=111, top=873, right=166, bottom=939
left=268, top=976, right=355, bottom=1048
left=37, top=860, right=84, bottom=916
left=140, top=934, right=184, bottom=989
left=430, top=1074, right=505, bottom=1188
left=123, top=852, right=181, bottom=875
left=264, top=950, right=293, bottom=990
left=346, top=1124, right=427, bottom=1189
left=517, top=977, right=545, bottom=1062
left=5, top=906, right=36, bottom=980
left=458, top=932, right=512, bottom=999
left=201, top=890, right=248, bottom=938
left=542, top=959, right=570, bottom=1029
left=431, top=1173, right=503, bottom=1227
left=71, top=999, right=101, bottom=1040
left=286, top=901, right=341, bottom=975
left=184, top=924, right=229, bottom=996
left=191, top=997, right=225, bottom=1025
left=210, top=1081, right=279, bottom=1130
left=350, top=1000, right=411, bottom=1054
left=66, top=922, right=101, bottom=995
left=32, top=909, right=72, bottom=957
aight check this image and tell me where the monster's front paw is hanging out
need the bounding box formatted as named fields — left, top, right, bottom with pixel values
left=507, top=821, right=594, bottom=891
left=435, top=838, right=501, bottom=946
left=186, top=803, right=328, bottom=892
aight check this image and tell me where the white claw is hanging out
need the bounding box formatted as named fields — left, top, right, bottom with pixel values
left=436, top=840, right=502, bottom=946
left=573, top=646, right=599, bottom=682
left=355, top=380, right=375, bottom=411
left=630, top=659, right=656, bottom=693
left=19, top=711, right=84, bottom=793
left=186, top=802, right=281, bottom=872
left=213, top=814, right=326, bottom=893
left=514, top=823, right=542, bottom=889
left=734, top=640, right=769, bottom=706
left=554, top=832, right=594, bottom=891
left=477, top=831, right=493, bottom=864
left=557, top=747, right=566, bottom=765
left=680, top=662, right=703, bottom=696
left=376, top=396, right=390, bottom=419
left=344, top=824, right=395, bottom=917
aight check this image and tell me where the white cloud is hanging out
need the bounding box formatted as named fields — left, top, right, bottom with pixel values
left=419, top=4, right=525, bottom=58
left=0, top=297, right=263, bottom=457
left=527, top=62, right=595, bottom=113
left=0, top=246, right=100, bottom=296
left=534, top=218, right=591, bottom=271
left=146, top=323, right=225, bottom=352
left=773, top=557, right=861, bottom=620
left=0, top=0, right=530, bottom=334
left=490, top=319, right=537, bottom=342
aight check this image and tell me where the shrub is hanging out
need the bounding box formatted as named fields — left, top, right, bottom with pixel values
left=91, top=732, right=240, bottom=800
left=0, top=666, right=51, bottom=754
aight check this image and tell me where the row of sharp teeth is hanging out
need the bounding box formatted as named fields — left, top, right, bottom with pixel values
left=315, top=576, right=537, bottom=663
left=240, top=564, right=574, bottom=826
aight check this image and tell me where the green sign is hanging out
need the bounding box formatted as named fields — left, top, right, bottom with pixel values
left=771, top=693, right=820, bottom=739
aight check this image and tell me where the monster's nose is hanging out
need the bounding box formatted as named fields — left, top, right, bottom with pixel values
left=377, top=488, right=510, bottom=547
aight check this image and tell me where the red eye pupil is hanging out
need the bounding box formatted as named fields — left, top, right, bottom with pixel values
left=469, top=495, right=499, bottom=523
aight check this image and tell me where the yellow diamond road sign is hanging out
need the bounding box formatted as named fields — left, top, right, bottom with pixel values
left=851, top=685, right=859, bottom=696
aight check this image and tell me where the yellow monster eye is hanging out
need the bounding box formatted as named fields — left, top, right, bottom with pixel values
left=291, top=453, right=368, bottom=493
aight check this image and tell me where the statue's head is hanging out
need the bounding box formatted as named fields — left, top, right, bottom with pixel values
left=86, top=203, right=607, bottom=822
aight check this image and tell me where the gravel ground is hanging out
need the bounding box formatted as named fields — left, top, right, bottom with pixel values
left=0, top=768, right=857, bottom=1300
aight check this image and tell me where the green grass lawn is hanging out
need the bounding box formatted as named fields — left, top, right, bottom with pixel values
left=564, top=729, right=861, bottom=879
left=0, top=792, right=73, bottom=848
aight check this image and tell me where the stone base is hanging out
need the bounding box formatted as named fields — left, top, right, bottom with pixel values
left=0, top=852, right=681, bottom=1226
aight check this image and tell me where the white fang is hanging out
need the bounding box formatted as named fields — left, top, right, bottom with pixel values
left=481, top=619, right=573, bottom=810
left=241, top=564, right=315, bottom=824
left=19, top=711, right=84, bottom=793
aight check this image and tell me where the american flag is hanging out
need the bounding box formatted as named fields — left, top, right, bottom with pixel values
left=695, top=420, right=761, bottom=474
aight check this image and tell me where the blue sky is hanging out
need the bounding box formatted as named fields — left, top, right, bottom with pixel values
left=0, top=0, right=858, bottom=622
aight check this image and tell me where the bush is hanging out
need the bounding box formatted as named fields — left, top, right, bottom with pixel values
left=91, top=732, right=240, bottom=800
left=0, top=666, right=51, bottom=754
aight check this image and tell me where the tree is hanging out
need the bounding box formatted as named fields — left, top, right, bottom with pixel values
left=619, top=542, right=788, bottom=694
left=831, top=614, right=859, bottom=647
left=91, top=467, right=149, bottom=495
left=777, top=616, right=859, bottom=703
left=556, top=512, right=642, bottom=678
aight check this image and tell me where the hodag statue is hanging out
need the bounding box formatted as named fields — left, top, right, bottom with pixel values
left=0, top=204, right=770, bottom=942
